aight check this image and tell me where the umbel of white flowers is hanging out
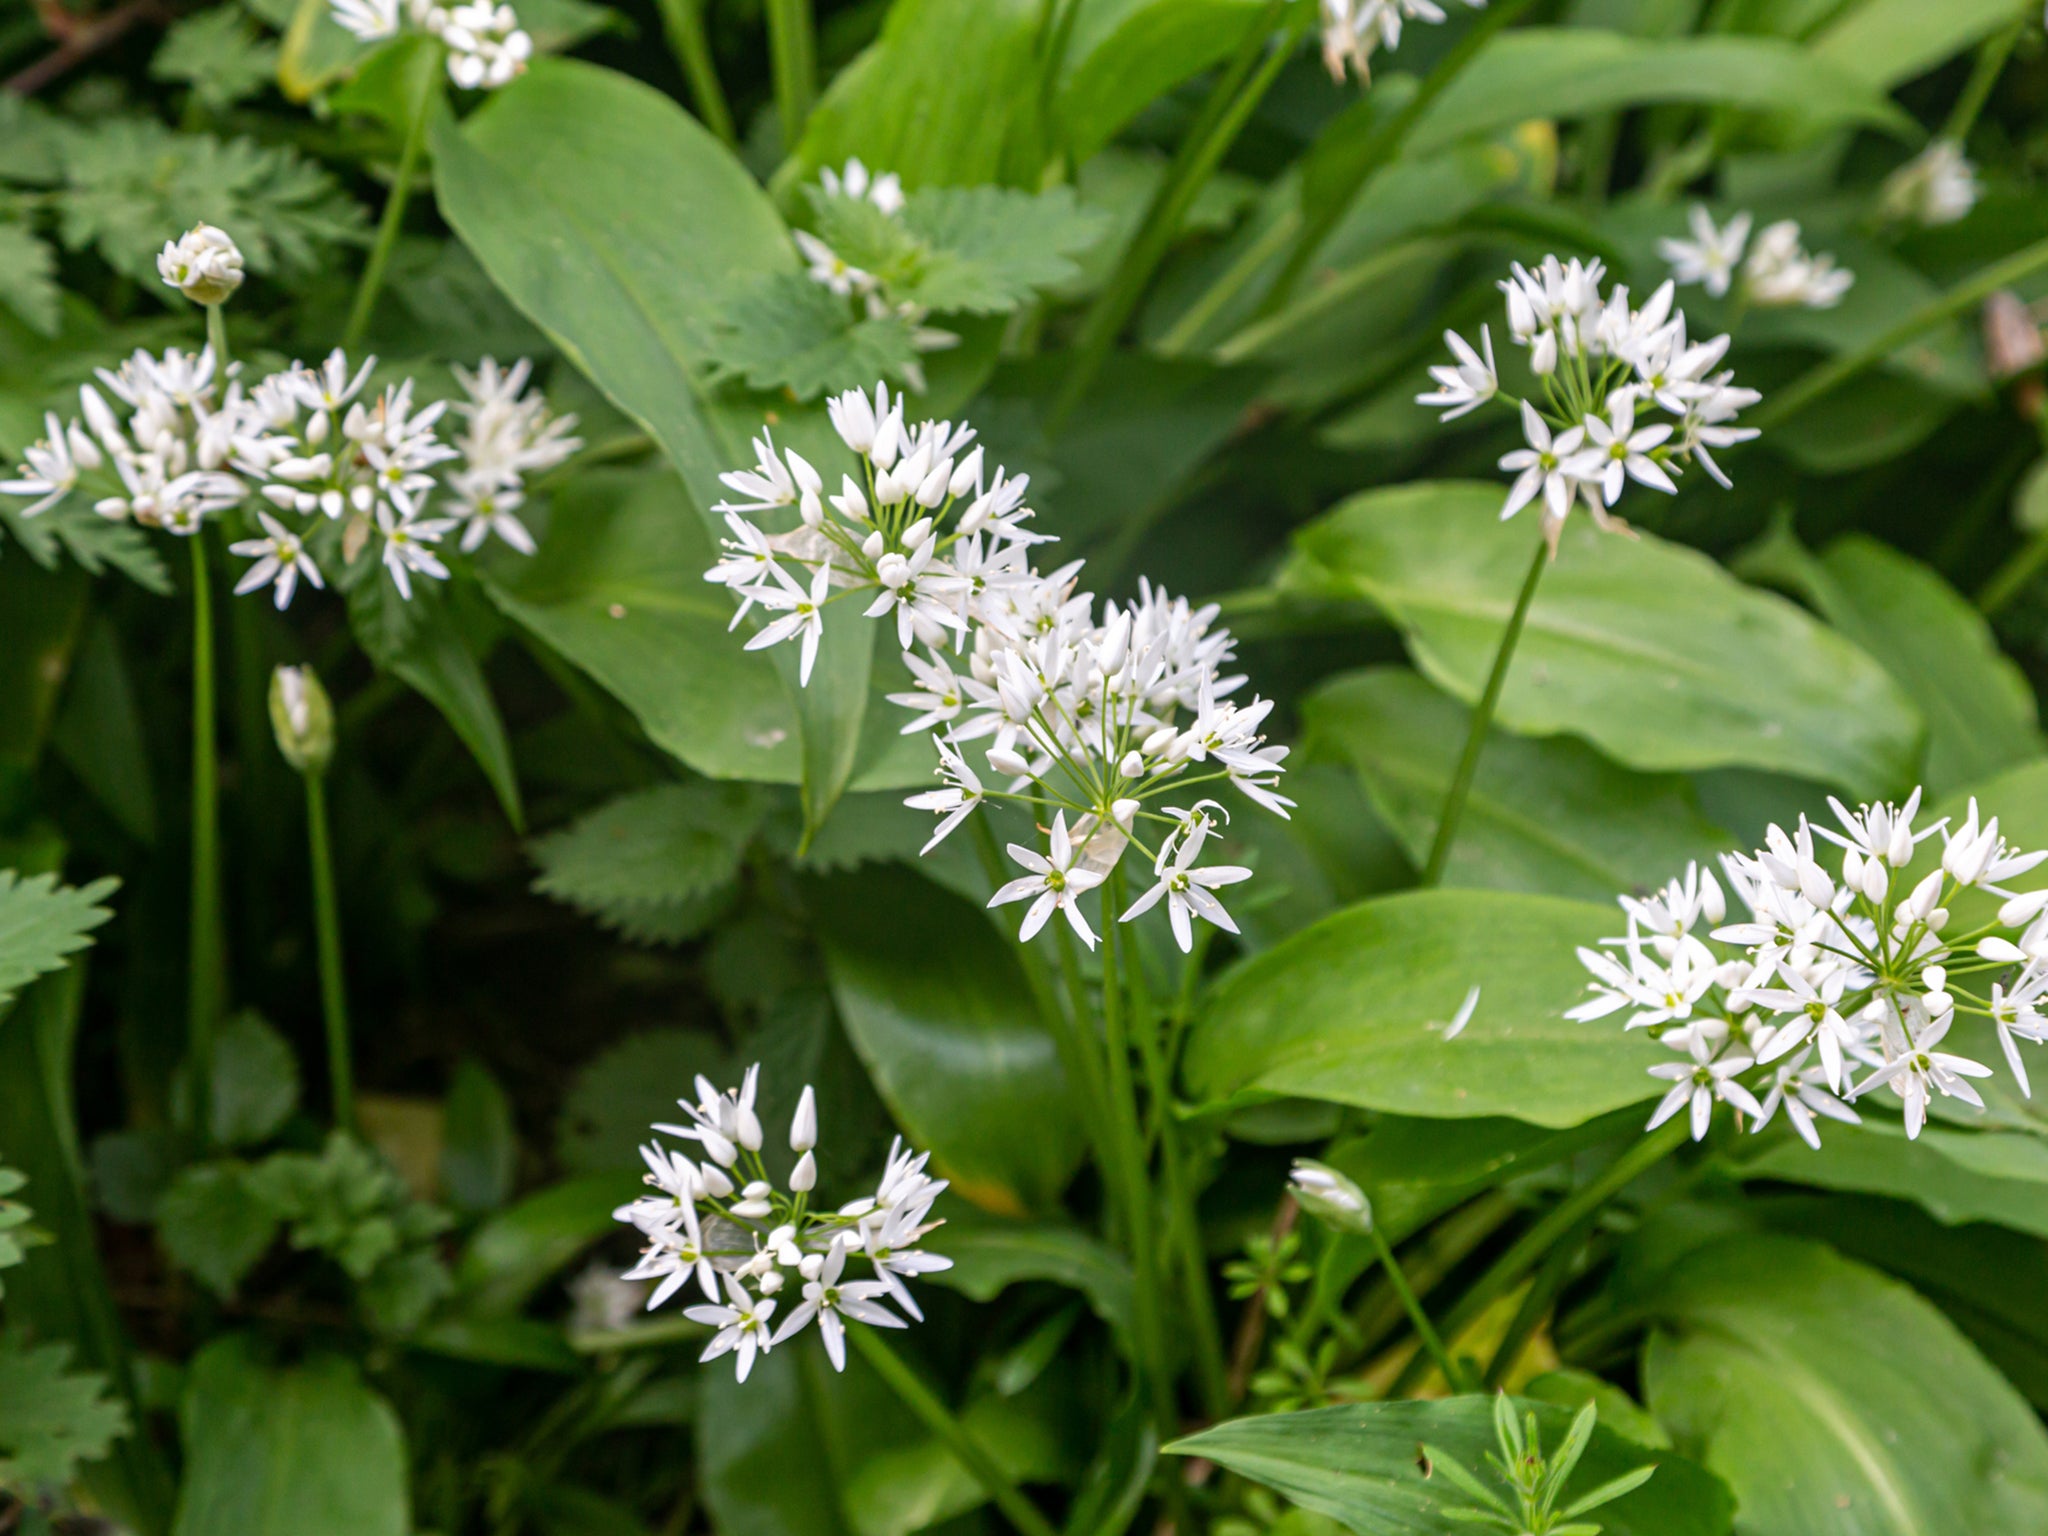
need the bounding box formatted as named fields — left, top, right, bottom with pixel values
left=705, top=383, right=1292, bottom=954
left=0, top=346, right=578, bottom=608
left=1416, top=254, right=1762, bottom=556
left=1659, top=208, right=1855, bottom=310
left=329, top=0, right=532, bottom=89
left=616, top=1069, right=952, bottom=1381
left=1320, top=0, right=1485, bottom=83
left=1569, top=790, right=2048, bottom=1147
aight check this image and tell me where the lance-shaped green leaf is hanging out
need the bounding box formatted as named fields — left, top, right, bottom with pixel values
left=1183, top=889, right=1667, bottom=1128
left=1811, top=0, right=2025, bottom=90
left=1170, top=1396, right=1732, bottom=1536
left=1645, top=1234, right=2048, bottom=1536
left=1053, top=0, right=1274, bottom=165
left=1287, top=483, right=1923, bottom=797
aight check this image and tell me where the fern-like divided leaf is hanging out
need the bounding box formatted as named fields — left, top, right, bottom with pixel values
left=0, top=1333, right=130, bottom=1490
left=0, top=499, right=173, bottom=594
left=530, top=782, right=768, bottom=946
left=151, top=10, right=282, bottom=112
left=0, top=220, right=60, bottom=336
left=0, top=870, right=118, bottom=1013
left=52, top=119, right=364, bottom=287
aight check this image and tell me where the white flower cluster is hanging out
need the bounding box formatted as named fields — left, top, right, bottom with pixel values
left=1320, top=0, right=1485, bottom=83
left=1660, top=208, right=1854, bottom=310
left=794, top=160, right=957, bottom=390
left=329, top=0, right=532, bottom=89
left=0, top=347, right=578, bottom=608
left=1881, top=141, right=1981, bottom=229
left=1418, top=255, right=1760, bottom=554
left=157, top=224, right=244, bottom=307
left=1569, top=790, right=2048, bottom=1146
left=616, top=1069, right=951, bottom=1381
left=705, top=382, right=1292, bottom=954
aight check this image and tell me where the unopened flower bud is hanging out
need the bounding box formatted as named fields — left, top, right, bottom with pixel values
left=1860, top=859, right=1888, bottom=904
left=1979, top=937, right=2030, bottom=964
left=1118, top=751, right=1144, bottom=779
left=757, top=1269, right=784, bottom=1294
left=1111, top=797, right=1140, bottom=831
left=785, top=449, right=821, bottom=496
left=1288, top=1159, right=1372, bottom=1235
left=1985, top=291, right=2047, bottom=383
left=791, top=1085, right=817, bottom=1152
left=949, top=447, right=982, bottom=498
left=902, top=517, right=933, bottom=549
left=2001, top=890, right=2048, bottom=927
left=157, top=223, right=244, bottom=306
left=269, top=665, right=334, bottom=775
left=699, top=1163, right=734, bottom=1198
left=790, top=1150, right=817, bottom=1192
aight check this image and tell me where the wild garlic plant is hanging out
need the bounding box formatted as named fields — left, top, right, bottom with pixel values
left=328, top=0, right=534, bottom=89
left=1571, top=791, right=2048, bottom=1145
left=1660, top=208, right=1855, bottom=311
left=616, top=1070, right=950, bottom=1381
left=706, top=382, right=1291, bottom=952
left=1419, top=254, right=1761, bottom=554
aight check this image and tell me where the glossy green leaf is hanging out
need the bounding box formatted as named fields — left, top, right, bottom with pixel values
left=1170, top=1396, right=1733, bottom=1536
left=847, top=1386, right=1076, bottom=1536
left=1290, top=483, right=1923, bottom=797
left=1184, top=889, right=1667, bottom=1128
left=934, top=1218, right=1136, bottom=1347
left=1411, top=29, right=1911, bottom=156
left=1739, top=529, right=2040, bottom=795
left=1644, top=1234, right=2048, bottom=1536
left=457, top=1173, right=641, bottom=1315
left=1741, top=1121, right=2048, bottom=1240
left=790, top=0, right=1046, bottom=190
left=811, top=865, right=1084, bottom=1214
left=172, top=1335, right=408, bottom=1536
left=1811, top=0, right=2022, bottom=89
left=1304, top=667, right=1732, bottom=899
left=1054, top=0, right=1271, bottom=164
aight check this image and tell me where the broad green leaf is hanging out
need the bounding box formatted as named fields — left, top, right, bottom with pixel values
left=0, top=1333, right=129, bottom=1491
left=528, top=780, right=765, bottom=940
left=1411, top=30, right=1911, bottom=156
left=1170, top=1396, right=1733, bottom=1536
left=156, top=1163, right=279, bottom=1298
left=209, top=1013, right=300, bottom=1150
left=441, top=1058, right=516, bottom=1215
left=457, top=1173, right=641, bottom=1314
left=1741, top=1121, right=2048, bottom=1240
left=699, top=1345, right=899, bottom=1536
left=934, top=1218, right=1136, bottom=1348
left=554, top=1027, right=729, bottom=1177
left=1304, top=667, right=1732, bottom=900
left=172, top=1335, right=408, bottom=1536
left=48, top=616, right=156, bottom=846
left=846, top=1387, right=1077, bottom=1536
left=811, top=865, right=1085, bottom=1214
left=1054, top=0, right=1271, bottom=164
left=0, top=869, right=113, bottom=1014
left=1738, top=529, right=2041, bottom=796
left=1290, top=483, right=1923, bottom=797
left=1644, top=1234, right=2048, bottom=1536
left=1183, top=890, right=1667, bottom=1128
left=370, top=589, right=524, bottom=830
left=790, top=0, right=1046, bottom=190
left=1811, top=0, right=2023, bottom=89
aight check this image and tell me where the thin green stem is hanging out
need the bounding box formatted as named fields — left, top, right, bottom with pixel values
left=1421, top=536, right=1547, bottom=885
left=654, top=0, right=737, bottom=146
left=344, top=53, right=439, bottom=352
left=1051, top=0, right=1296, bottom=428
left=305, top=773, right=354, bottom=1132
left=1371, top=1226, right=1469, bottom=1392
left=850, top=1328, right=1061, bottom=1536
left=1266, top=0, right=1540, bottom=310
left=1980, top=532, right=2048, bottom=617
left=1941, top=9, right=2027, bottom=144
left=1390, top=1119, right=1687, bottom=1396
left=1755, top=234, right=2048, bottom=430
left=187, top=533, right=222, bottom=1146
left=764, top=0, right=816, bottom=154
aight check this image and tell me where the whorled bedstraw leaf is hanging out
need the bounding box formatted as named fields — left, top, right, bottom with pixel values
left=0, top=869, right=115, bottom=1014
left=895, top=185, right=1107, bottom=315
left=528, top=781, right=767, bottom=942
left=702, top=272, right=924, bottom=398
left=0, top=220, right=59, bottom=336
left=53, top=119, right=363, bottom=288
left=150, top=9, right=281, bottom=111
left=0, top=1332, right=131, bottom=1491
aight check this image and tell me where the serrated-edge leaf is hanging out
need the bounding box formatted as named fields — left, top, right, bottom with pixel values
left=0, top=870, right=116, bottom=1013
left=0, top=1332, right=131, bottom=1489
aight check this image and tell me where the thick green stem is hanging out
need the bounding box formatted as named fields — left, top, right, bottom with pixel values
left=1389, top=1119, right=1687, bottom=1396
left=1755, top=234, right=2048, bottom=431
left=1371, top=1226, right=1470, bottom=1392
left=1421, top=536, right=1547, bottom=885
left=187, top=533, right=222, bottom=1145
left=764, top=0, right=816, bottom=154
left=850, top=1328, right=1062, bottom=1536
left=1051, top=0, right=1296, bottom=428
left=305, top=774, right=354, bottom=1131
left=654, top=0, right=737, bottom=146
left=1266, top=0, right=1540, bottom=311
left=344, top=54, right=439, bottom=352
left=204, top=303, right=228, bottom=369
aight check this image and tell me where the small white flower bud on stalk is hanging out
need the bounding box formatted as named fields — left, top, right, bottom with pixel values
left=791, top=1086, right=817, bottom=1152
left=1288, top=1159, right=1372, bottom=1236
left=269, top=665, right=335, bottom=776
left=158, top=224, right=245, bottom=306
